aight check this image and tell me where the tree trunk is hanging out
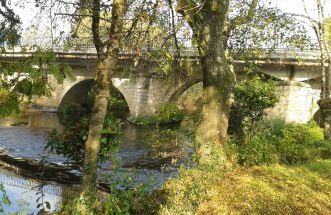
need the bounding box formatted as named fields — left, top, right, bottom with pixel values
left=190, top=0, right=234, bottom=164
left=81, top=0, right=125, bottom=209
left=319, top=99, right=331, bottom=139
left=176, top=0, right=235, bottom=164
left=195, top=33, right=234, bottom=164
left=315, top=0, right=331, bottom=139
left=319, top=61, right=331, bottom=139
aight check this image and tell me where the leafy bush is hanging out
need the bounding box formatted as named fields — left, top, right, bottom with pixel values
left=46, top=114, right=121, bottom=164
left=259, top=117, right=287, bottom=137
left=134, top=103, right=184, bottom=125
left=230, top=74, right=278, bottom=135
left=234, top=75, right=278, bottom=122
left=277, top=122, right=323, bottom=164
left=237, top=119, right=328, bottom=166
left=238, top=135, right=279, bottom=165
left=0, top=89, right=20, bottom=116
left=102, top=180, right=149, bottom=215
left=60, top=176, right=156, bottom=214
left=314, top=140, right=331, bottom=159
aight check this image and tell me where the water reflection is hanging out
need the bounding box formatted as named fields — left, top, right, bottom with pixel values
left=0, top=166, right=63, bottom=214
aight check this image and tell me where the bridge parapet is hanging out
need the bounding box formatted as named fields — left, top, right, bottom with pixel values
left=2, top=36, right=196, bottom=54
left=1, top=36, right=323, bottom=58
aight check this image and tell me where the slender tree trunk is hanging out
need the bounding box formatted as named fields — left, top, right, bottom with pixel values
left=81, top=0, right=125, bottom=210
left=319, top=61, right=331, bottom=139
left=315, top=0, right=331, bottom=139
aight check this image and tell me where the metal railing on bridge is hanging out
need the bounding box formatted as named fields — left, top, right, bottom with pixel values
left=0, top=36, right=322, bottom=54
left=1, top=36, right=196, bottom=54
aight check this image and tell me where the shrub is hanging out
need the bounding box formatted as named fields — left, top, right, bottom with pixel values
left=315, top=140, right=331, bottom=159
left=237, top=119, right=327, bottom=166
left=277, top=122, right=323, bottom=164
left=46, top=114, right=121, bottom=164
left=102, top=180, right=149, bottom=215
left=238, top=135, right=279, bottom=166
left=259, top=118, right=287, bottom=137
left=134, top=103, right=184, bottom=126
left=231, top=74, right=278, bottom=135
left=233, top=75, right=278, bottom=123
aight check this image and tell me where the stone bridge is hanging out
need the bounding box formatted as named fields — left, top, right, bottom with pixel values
left=0, top=44, right=324, bottom=123
left=24, top=53, right=203, bottom=120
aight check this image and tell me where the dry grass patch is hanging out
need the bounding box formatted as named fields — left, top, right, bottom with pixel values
left=159, top=160, right=331, bottom=214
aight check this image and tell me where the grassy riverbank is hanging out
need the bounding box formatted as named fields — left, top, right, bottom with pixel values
left=156, top=159, right=331, bottom=214
left=56, top=119, right=331, bottom=214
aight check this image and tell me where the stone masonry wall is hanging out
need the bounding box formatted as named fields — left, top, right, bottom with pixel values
left=268, top=81, right=320, bottom=123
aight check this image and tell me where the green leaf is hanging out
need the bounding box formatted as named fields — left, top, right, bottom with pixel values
left=2, top=195, right=11, bottom=205
left=45, top=201, right=51, bottom=210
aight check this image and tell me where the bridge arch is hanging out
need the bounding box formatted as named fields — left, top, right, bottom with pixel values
left=57, top=78, right=131, bottom=117
left=176, top=82, right=203, bottom=114
left=167, top=76, right=202, bottom=103
left=168, top=78, right=321, bottom=124
left=58, top=79, right=95, bottom=111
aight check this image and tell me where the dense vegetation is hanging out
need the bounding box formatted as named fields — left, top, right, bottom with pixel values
left=234, top=120, right=327, bottom=164
left=55, top=119, right=331, bottom=214
left=47, top=72, right=331, bottom=214
left=133, top=103, right=184, bottom=126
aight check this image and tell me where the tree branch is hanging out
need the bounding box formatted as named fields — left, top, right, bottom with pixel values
left=227, top=0, right=259, bottom=36
left=91, top=0, right=104, bottom=56
left=175, top=0, right=198, bottom=28
left=247, top=0, right=259, bottom=18
left=168, top=0, right=180, bottom=58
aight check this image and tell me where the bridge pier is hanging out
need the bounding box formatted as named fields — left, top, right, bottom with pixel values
left=269, top=81, right=320, bottom=123
left=113, top=76, right=183, bottom=120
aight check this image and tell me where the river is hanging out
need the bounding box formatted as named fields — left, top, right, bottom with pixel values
left=0, top=111, right=194, bottom=213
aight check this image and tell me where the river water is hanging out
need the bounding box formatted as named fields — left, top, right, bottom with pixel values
left=0, top=112, right=194, bottom=213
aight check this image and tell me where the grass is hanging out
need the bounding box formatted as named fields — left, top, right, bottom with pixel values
left=158, top=159, right=331, bottom=214
left=56, top=159, right=331, bottom=214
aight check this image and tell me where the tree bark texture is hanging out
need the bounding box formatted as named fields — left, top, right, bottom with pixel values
left=319, top=62, right=331, bottom=139
left=315, top=0, right=331, bottom=139
left=177, top=0, right=234, bottom=164
left=319, top=97, right=331, bottom=139
left=176, top=0, right=259, bottom=164
left=81, top=0, right=125, bottom=206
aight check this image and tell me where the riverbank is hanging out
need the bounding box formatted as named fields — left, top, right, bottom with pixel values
left=155, top=159, right=331, bottom=214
